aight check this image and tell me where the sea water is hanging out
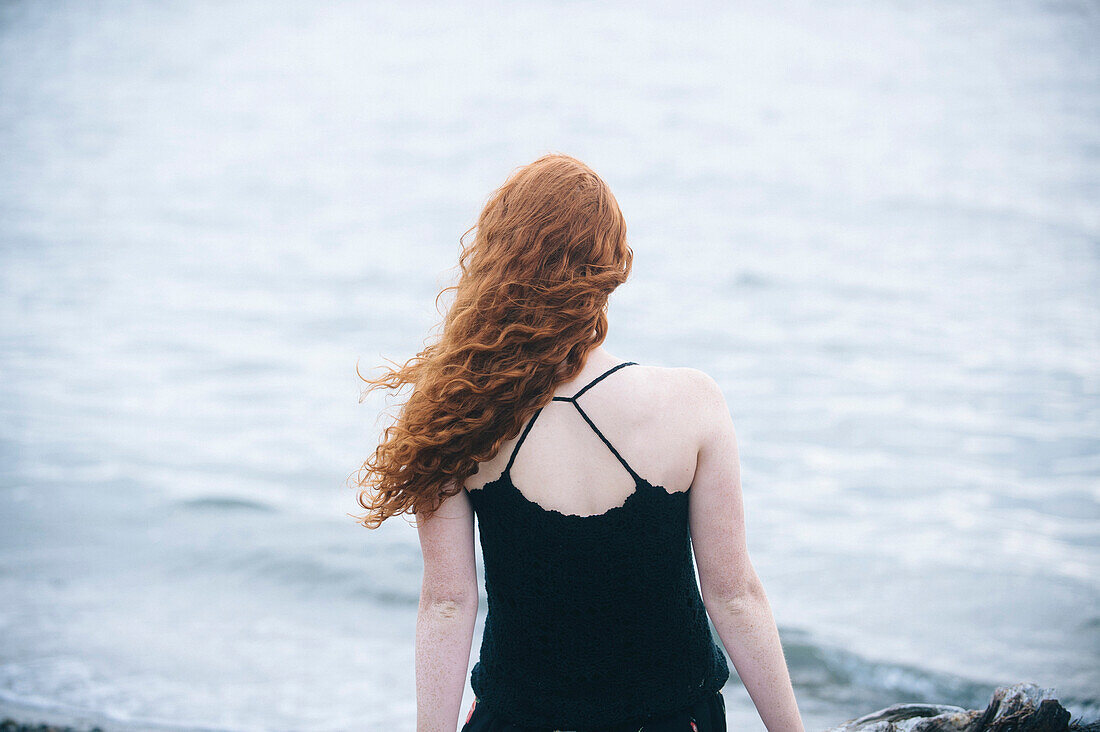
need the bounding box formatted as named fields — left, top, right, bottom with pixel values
left=0, top=1, right=1097, bottom=730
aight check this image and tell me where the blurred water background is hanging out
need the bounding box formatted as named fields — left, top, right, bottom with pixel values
left=1, top=1, right=1098, bottom=730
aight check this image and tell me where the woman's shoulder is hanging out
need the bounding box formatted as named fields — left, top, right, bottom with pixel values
left=634, top=364, right=724, bottom=407
left=626, top=364, right=731, bottom=440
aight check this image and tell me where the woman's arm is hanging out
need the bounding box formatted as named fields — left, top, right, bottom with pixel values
left=685, top=369, right=806, bottom=732
left=415, top=484, right=479, bottom=732
left=704, top=569, right=802, bottom=732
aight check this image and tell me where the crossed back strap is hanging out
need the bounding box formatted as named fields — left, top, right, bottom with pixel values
left=504, top=361, right=641, bottom=483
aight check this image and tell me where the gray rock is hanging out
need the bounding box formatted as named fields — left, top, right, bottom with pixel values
left=826, top=683, right=1097, bottom=732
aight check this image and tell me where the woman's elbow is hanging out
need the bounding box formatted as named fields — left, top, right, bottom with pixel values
left=701, top=575, right=767, bottom=614
left=419, top=584, right=479, bottom=614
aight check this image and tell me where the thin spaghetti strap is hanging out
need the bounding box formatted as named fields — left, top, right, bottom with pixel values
left=569, top=361, right=637, bottom=401
left=564, top=361, right=643, bottom=483
left=569, top=401, right=644, bottom=484
left=504, top=406, right=543, bottom=474
left=506, top=361, right=639, bottom=478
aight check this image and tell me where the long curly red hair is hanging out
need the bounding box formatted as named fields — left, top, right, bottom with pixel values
left=350, top=153, right=633, bottom=528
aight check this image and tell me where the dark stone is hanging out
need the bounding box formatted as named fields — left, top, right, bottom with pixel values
left=826, top=683, right=1095, bottom=732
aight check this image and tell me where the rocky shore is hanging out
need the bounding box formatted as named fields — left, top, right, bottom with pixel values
left=2, top=683, right=1097, bottom=732
left=826, top=684, right=1099, bottom=732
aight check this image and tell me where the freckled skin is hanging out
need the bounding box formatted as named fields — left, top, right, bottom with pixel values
left=433, top=599, right=461, bottom=620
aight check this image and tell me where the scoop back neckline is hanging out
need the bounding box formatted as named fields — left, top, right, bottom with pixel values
left=482, top=470, right=686, bottom=521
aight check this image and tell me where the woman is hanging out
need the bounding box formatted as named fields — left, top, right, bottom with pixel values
left=353, top=154, right=804, bottom=732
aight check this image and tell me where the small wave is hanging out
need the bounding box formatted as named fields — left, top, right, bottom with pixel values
left=725, top=626, right=995, bottom=712
left=728, top=270, right=774, bottom=288
left=173, top=497, right=275, bottom=513
left=760, top=628, right=1098, bottom=721
left=0, top=689, right=232, bottom=732
left=232, top=548, right=422, bottom=607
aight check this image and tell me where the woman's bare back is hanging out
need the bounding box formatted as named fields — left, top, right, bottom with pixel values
left=463, top=352, right=706, bottom=518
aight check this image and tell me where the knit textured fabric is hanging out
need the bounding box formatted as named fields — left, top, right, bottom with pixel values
left=466, top=362, right=731, bottom=730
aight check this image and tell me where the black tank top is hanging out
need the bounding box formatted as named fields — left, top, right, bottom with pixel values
left=466, top=361, right=731, bottom=730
